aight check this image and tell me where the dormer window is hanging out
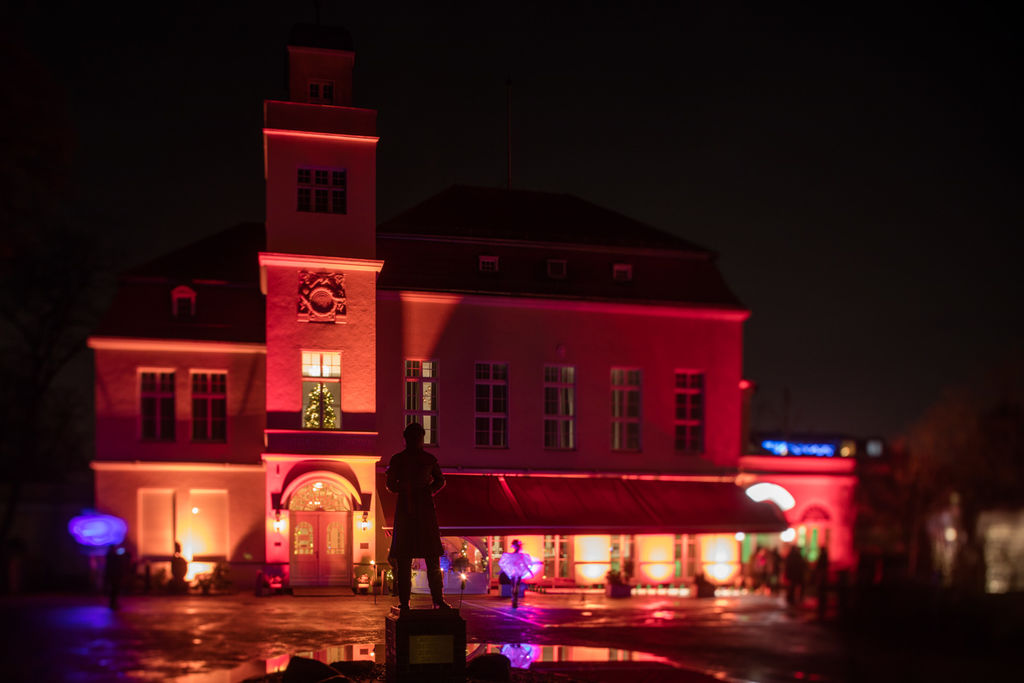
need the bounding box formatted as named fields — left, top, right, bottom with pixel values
left=546, top=259, right=567, bottom=279
left=308, top=80, right=335, bottom=104
left=479, top=255, right=499, bottom=273
left=612, top=263, right=633, bottom=283
left=171, top=286, right=196, bottom=318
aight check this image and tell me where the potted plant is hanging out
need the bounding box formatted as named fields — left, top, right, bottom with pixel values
left=604, top=569, right=632, bottom=598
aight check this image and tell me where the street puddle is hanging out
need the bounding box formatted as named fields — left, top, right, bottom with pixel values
left=265, top=641, right=682, bottom=673
left=163, top=640, right=685, bottom=681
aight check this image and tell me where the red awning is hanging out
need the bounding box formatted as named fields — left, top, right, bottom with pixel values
left=376, top=473, right=786, bottom=536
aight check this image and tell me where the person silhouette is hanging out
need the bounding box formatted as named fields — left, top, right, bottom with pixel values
left=104, top=544, right=129, bottom=609
left=386, top=422, right=452, bottom=612
left=170, top=541, right=188, bottom=593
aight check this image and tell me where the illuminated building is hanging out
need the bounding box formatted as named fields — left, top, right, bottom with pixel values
left=88, top=25, right=853, bottom=591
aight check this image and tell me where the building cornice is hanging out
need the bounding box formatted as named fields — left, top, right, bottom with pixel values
left=262, top=453, right=381, bottom=463
left=91, top=461, right=265, bottom=473
left=87, top=337, right=266, bottom=354
left=379, top=289, right=749, bottom=321
left=259, top=252, right=385, bottom=272
left=262, top=127, right=379, bottom=144
left=738, top=455, right=858, bottom=476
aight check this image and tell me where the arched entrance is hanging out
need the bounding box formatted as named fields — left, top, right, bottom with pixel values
left=287, top=478, right=355, bottom=587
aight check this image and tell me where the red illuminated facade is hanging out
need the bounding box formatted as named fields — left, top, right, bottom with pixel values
left=89, top=25, right=855, bottom=592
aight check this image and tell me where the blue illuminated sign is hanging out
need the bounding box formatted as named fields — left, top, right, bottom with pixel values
left=760, top=440, right=836, bottom=457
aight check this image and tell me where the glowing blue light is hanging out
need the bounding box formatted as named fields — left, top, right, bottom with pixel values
left=760, top=440, right=836, bottom=457
left=68, top=513, right=127, bottom=547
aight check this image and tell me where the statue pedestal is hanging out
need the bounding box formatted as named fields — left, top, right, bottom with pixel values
left=385, top=606, right=466, bottom=682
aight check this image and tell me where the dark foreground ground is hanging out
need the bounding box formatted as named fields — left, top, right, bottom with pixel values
left=0, top=587, right=1019, bottom=682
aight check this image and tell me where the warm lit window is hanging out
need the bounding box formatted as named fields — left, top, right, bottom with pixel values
left=140, top=371, right=175, bottom=441
left=404, top=360, right=438, bottom=446
left=674, top=534, right=699, bottom=579
left=138, top=489, right=174, bottom=558
left=297, top=167, right=347, bottom=214
left=546, top=259, right=567, bottom=279
left=610, top=534, right=633, bottom=573
left=475, top=362, right=508, bottom=447
left=543, top=534, right=571, bottom=579
left=543, top=366, right=575, bottom=449
left=611, top=368, right=641, bottom=451
left=191, top=372, right=227, bottom=442
left=171, top=285, right=196, bottom=318
left=302, top=352, right=341, bottom=430
left=674, top=371, right=704, bottom=453
left=478, top=255, right=499, bottom=273
left=308, top=80, right=335, bottom=104
left=612, top=263, right=633, bottom=282
left=188, top=490, right=228, bottom=559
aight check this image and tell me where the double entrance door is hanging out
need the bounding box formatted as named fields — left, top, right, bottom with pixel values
left=290, top=511, right=351, bottom=586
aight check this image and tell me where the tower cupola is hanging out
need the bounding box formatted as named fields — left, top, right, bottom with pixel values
left=287, top=24, right=355, bottom=106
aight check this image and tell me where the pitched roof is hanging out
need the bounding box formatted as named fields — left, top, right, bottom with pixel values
left=93, top=223, right=266, bottom=343
left=93, top=187, right=745, bottom=343
left=377, top=186, right=743, bottom=309
left=378, top=185, right=711, bottom=252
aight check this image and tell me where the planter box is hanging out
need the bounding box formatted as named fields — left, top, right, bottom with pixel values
left=605, top=583, right=632, bottom=598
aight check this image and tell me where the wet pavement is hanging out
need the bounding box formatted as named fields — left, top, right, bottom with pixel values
left=0, top=590, right=1008, bottom=682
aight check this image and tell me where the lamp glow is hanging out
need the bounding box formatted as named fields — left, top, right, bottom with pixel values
left=745, top=482, right=796, bottom=511
left=68, top=513, right=127, bottom=547
left=780, top=528, right=796, bottom=543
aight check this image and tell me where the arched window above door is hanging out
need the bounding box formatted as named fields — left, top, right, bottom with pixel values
left=287, top=479, right=354, bottom=512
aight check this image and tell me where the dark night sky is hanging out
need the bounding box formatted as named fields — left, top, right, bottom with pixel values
left=7, top=2, right=1021, bottom=439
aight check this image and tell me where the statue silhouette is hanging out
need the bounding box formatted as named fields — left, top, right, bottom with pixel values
left=386, top=422, right=452, bottom=611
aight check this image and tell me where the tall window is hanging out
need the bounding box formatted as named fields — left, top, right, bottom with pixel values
left=302, top=352, right=341, bottom=430
left=611, top=368, right=642, bottom=451
left=191, top=372, right=227, bottom=442
left=674, top=534, right=699, bottom=579
left=297, top=168, right=347, bottom=214
left=140, top=371, right=175, bottom=441
left=543, top=366, right=575, bottom=449
left=543, top=534, right=570, bottom=579
left=475, top=363, right=508, bottom=447
left=610, top=534, right=634, bottom=573
left=674, top=371, right=704, bottom=453
left=404, top=360, right=438, bottom=446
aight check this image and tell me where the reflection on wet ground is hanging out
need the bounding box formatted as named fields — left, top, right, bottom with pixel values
left=9, top=591, right=1007, bottom=682
left=3, top=593, right=829, bottom=682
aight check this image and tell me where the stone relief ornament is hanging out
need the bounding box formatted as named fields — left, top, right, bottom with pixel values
left=298, top=271, right=347, bottom=322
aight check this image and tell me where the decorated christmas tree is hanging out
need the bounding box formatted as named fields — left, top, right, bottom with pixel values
left=304, top=384, right=337, bottom=429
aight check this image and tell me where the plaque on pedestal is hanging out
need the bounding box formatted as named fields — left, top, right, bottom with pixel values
left=385, top=606, right=466, bottom=682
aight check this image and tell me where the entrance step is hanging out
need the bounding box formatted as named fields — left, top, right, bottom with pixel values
left=292, top=586, right=356, bottom=597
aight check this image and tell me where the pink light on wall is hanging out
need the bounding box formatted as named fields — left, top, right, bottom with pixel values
left=635, top=534, right=675, bottom=583
left=574, top=535, right=611, bottom=583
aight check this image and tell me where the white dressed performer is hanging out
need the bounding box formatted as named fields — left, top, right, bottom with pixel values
left=498, top=539, right=542, bottom=608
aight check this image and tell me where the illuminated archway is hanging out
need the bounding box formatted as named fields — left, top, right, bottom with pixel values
left=282, top=471, right=360, bottom=511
